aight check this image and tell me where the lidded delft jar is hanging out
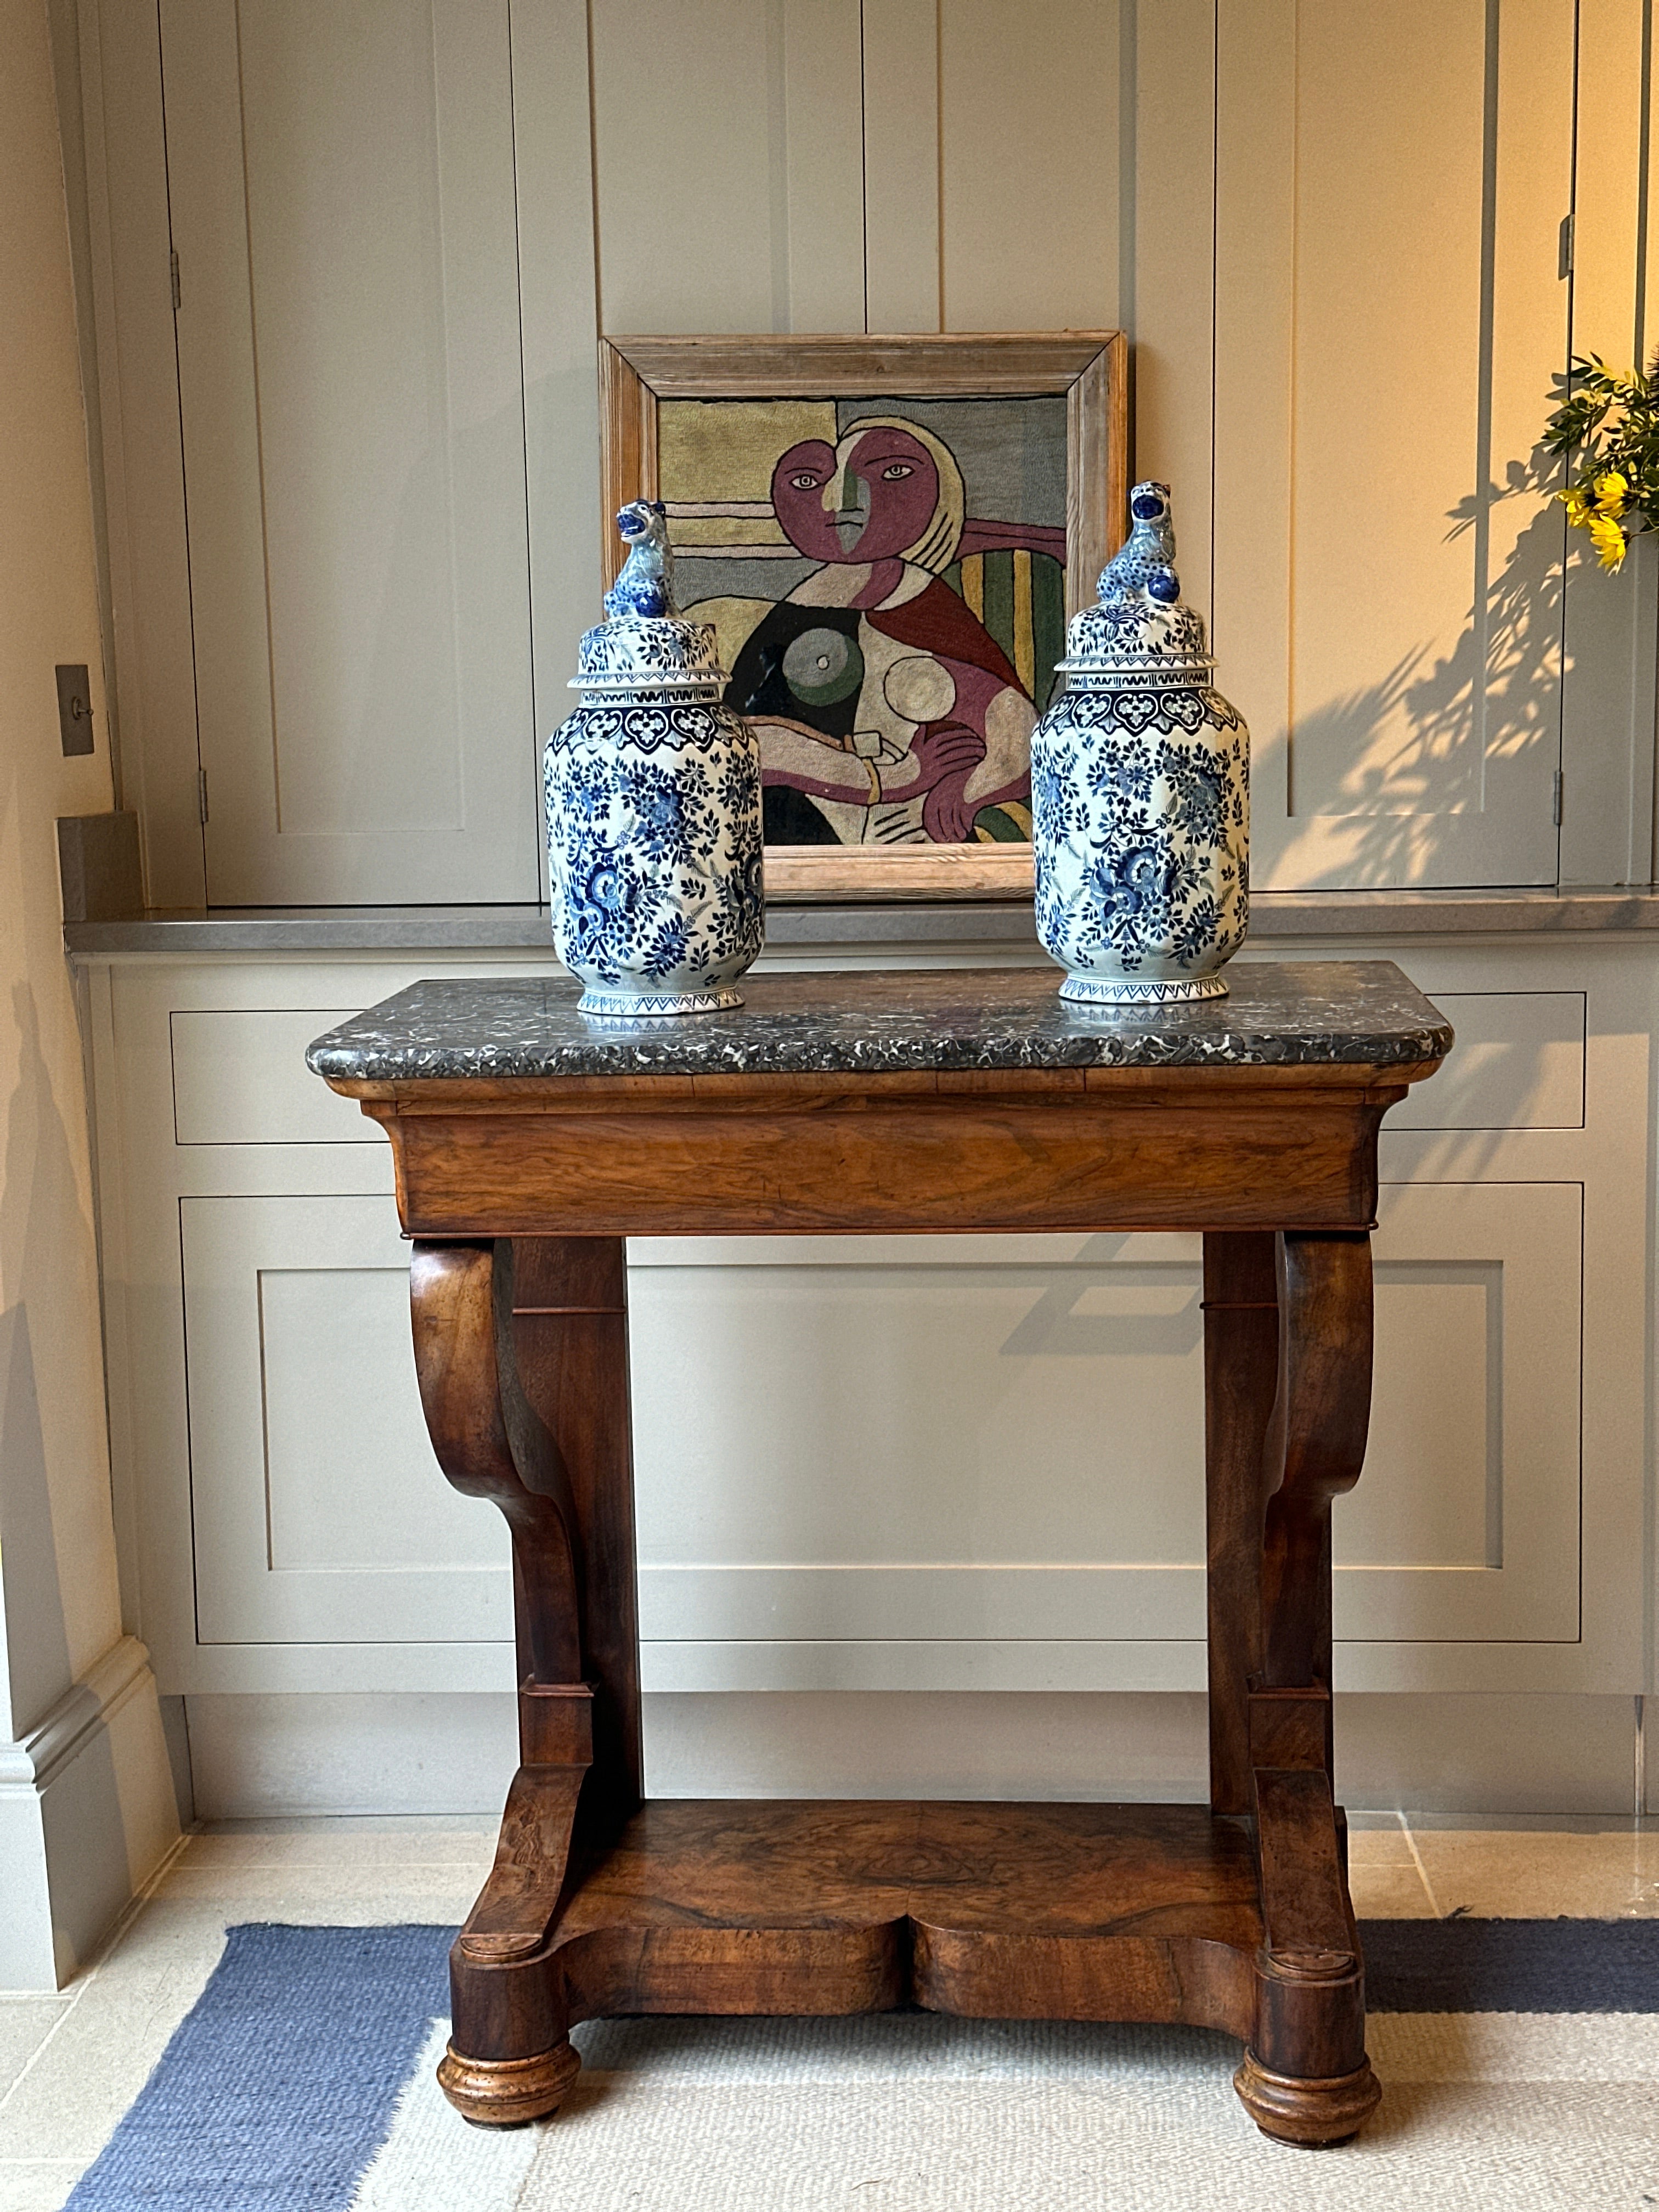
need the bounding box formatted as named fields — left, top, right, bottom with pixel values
left=1031, top=482, right=1249, bottom=1004
left=544, top=501, right=764, bottom=1017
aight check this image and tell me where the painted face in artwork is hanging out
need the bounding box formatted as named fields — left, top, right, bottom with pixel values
left=771, top=426, right=942, bottom=565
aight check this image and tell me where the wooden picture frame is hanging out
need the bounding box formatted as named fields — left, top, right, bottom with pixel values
left=599, top=333, right=1128, bottom=901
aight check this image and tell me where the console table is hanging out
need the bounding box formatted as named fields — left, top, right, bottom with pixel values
left=307, top=961, right=1449, bottom=2147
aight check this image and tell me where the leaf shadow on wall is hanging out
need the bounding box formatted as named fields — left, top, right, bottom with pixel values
left=997, top=1239, right=1203, bottom=1360
left=1261, top=461, right=1564, bottom=888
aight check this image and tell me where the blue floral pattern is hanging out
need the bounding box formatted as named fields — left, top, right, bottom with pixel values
left=1031, top=483, right=1249, bottom=1006
left=544, top=696, right=764, bottom=1014
left=1032, top=688, right=1248, bottom=1003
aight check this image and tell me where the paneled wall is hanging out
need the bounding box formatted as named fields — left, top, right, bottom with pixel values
left=82, top=931, right=1654, bottom=1814
left=71, top=0, right=1659, bottom=907
left=58, top=4, right=1659, bottom=1819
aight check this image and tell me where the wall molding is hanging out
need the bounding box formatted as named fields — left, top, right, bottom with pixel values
left=0, top=1634, right=154, bottom=1795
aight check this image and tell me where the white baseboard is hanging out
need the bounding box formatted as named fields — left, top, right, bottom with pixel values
left=182, top=1689, right=1643, bottom=1821
left=0, top=1637, right=182, bottom=1989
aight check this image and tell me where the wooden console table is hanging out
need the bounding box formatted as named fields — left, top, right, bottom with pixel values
left=308, top=961, right=1449, bottom=2147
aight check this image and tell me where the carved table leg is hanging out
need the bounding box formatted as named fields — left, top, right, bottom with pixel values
left=1202, top=1233, right=1278, bottom=1816
left=411, top=1238, right=635, bottom=2126
left=1220, top=1232, right=1383, bottom=2147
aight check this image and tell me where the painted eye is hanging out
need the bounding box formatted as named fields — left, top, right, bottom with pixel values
left=789, top=473, right=821, bottom=490
left=881, top=464, right=914, bottom=481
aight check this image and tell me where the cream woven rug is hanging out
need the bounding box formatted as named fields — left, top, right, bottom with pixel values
left=356, top=2011, right=1659, bottom=2211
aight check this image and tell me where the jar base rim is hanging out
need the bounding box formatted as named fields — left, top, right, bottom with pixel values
left=576, top=984, right=744, bottom=1019
left=1058, top=972, right=1230, bottom=1006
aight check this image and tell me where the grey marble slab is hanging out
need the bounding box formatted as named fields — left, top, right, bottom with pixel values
left=306, top=962, right=1452, bottom=1084
left=64, top=887, right=1659, bottom=958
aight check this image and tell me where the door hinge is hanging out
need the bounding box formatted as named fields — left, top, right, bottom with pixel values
left=197, top=767, right=209, bottom=825
left=1558, top=213, right=1575, bottom=280
left=1552, top=768, right=1564, bottom=827
left=170, top=248, right=181, bottom=312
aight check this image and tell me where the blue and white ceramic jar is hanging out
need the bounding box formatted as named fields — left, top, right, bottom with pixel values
left=544, top=503, right=765, bottom=1017
left=1031, top=482, right=1248, bottom=1004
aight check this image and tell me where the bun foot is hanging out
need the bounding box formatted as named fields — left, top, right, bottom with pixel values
left=1233, top=2051, right=1381, bottom=2146
left=437, top=2038, right=581, bottom=2126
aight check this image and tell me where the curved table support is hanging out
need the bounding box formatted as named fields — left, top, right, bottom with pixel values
left=319, top=973, right=1450, bottom=2158
left=410, top=1239, right=617, bottom=2125
left=1225, top=1232, right=1381, bottom=2145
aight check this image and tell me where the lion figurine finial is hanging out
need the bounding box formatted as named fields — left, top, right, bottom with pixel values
left=1097, top=481, right=1181, bottom=608
left=603, top=500, right=677, bottom=620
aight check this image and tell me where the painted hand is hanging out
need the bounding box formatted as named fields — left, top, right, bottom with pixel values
left=906, top=720, right=987, bottom=843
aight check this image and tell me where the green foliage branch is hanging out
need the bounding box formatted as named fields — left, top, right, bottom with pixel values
left=1543, top=352, right=1659, bottom=571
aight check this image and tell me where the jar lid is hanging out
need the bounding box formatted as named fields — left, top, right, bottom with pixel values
left=572, top=615, right=727, bottom=693
left=1055, top=481, right=1214, bottom=682
left=572, top=499, right=729, bottom=694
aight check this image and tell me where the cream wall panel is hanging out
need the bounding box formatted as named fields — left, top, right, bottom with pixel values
left=938, top=0, right=1119, bottom=332
left=590, top=0, right=865, bottom=337
left=80, top=0, right=204, bottom=904
left=509, top=0, right=605, bottom=840
left=180, top=1196, right=510, bottom=1645
left=170, top=1010, right=377, bottom=1144
left=1127, top=0, right=1215, bottom=618
left=627, top=1182, right=1581, bottom=1661
left=591, top=0, right=785, bottom=331
left=86, top=939, right=1649, bottom=1712
left=1386, top=990, right=1584, bottom=1130
left=1560, top=0, right=1658, bottom=887
left=861, top=0, right=941, bottom=330
left=781, top=0, right=866, bottom=331
left=1211, top=0, right=1293, bottom=841
left=161, top=0, right=539, bottom=902
left=1217, top=0, right=1570, bottom=890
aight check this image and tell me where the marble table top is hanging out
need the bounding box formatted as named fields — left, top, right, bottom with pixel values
left=306, top=962, right=1452, bottom=1084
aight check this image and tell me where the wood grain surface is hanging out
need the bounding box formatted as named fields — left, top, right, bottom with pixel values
left=550, top=1799, right=1261, bottom=2038
left=373, top=1023, right=1444, bottom=2143
left=374, top=1080, right=1406, bottom=1240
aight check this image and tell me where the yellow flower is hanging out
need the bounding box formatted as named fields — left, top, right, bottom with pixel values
left=1595, top=470, right=1630, bottom=516
left=1562, top=486, right=1592, bottom=526
left=1588, top=511, right=1628, bottom=570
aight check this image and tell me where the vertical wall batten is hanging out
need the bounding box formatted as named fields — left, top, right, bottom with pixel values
left=164, top=0, right=540, bottom=903
left=78, top=0, right=1659, bottom=902
left=937, top=0, right=1119, bottom=333
left=1127, top=0, right=1215, bottom=623
left=861, top=0, right=941, bottom=330
left=780, top=1, right=864, bottom=332
left=510, top=0, right=601, bottom=872
left=1560, top=0, right=1659, bottom=886
left=81, top=0, right=206, bottom=906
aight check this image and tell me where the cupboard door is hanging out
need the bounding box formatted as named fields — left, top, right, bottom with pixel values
left=628, top=1183, right=1582, bottom=1677
left=1215, top=0, right=1572, bottom=889
left=180, top=1195, right=509, bottom=1643
left=161, top=0, right=539, bottom=902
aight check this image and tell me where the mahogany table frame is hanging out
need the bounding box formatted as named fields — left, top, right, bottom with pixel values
left=321, top=1045, right=1444, bottom=2147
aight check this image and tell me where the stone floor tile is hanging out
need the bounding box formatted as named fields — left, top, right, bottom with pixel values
left=183, top=1817, right=496, bottom=1869
left=1405, top=1828, right=1659, bottom=1918
left=153, top=1864, right=479, bottom=1915
left=1346, top=1823, right=1418, bottom=1866
left=0, top=2008, right=70, bottom=2104
left=0, top=2161, right=82, bottom=2212
left=1349, top=1865, right=1439, bottom=1918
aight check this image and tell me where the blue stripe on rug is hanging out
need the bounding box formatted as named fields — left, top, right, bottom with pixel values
left=55, top=1916, right=1659, bottom=2208
left=64, top=1925, right=454, bottom=2211
left=1359, top=1917, right=1659, bottom=2013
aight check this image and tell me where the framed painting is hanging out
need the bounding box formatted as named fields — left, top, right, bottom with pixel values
left=598, top=333, right=1128, bottom=900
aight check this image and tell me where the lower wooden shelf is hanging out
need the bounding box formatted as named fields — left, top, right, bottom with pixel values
left=550, top=1799, right=1265, bottom=2035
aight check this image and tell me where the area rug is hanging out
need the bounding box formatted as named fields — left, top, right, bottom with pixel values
left=63, top=1921, right=1659, bottom=2211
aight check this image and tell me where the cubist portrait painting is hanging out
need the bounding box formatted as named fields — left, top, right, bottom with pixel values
left=659, top=396, right=1068, bottom=850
